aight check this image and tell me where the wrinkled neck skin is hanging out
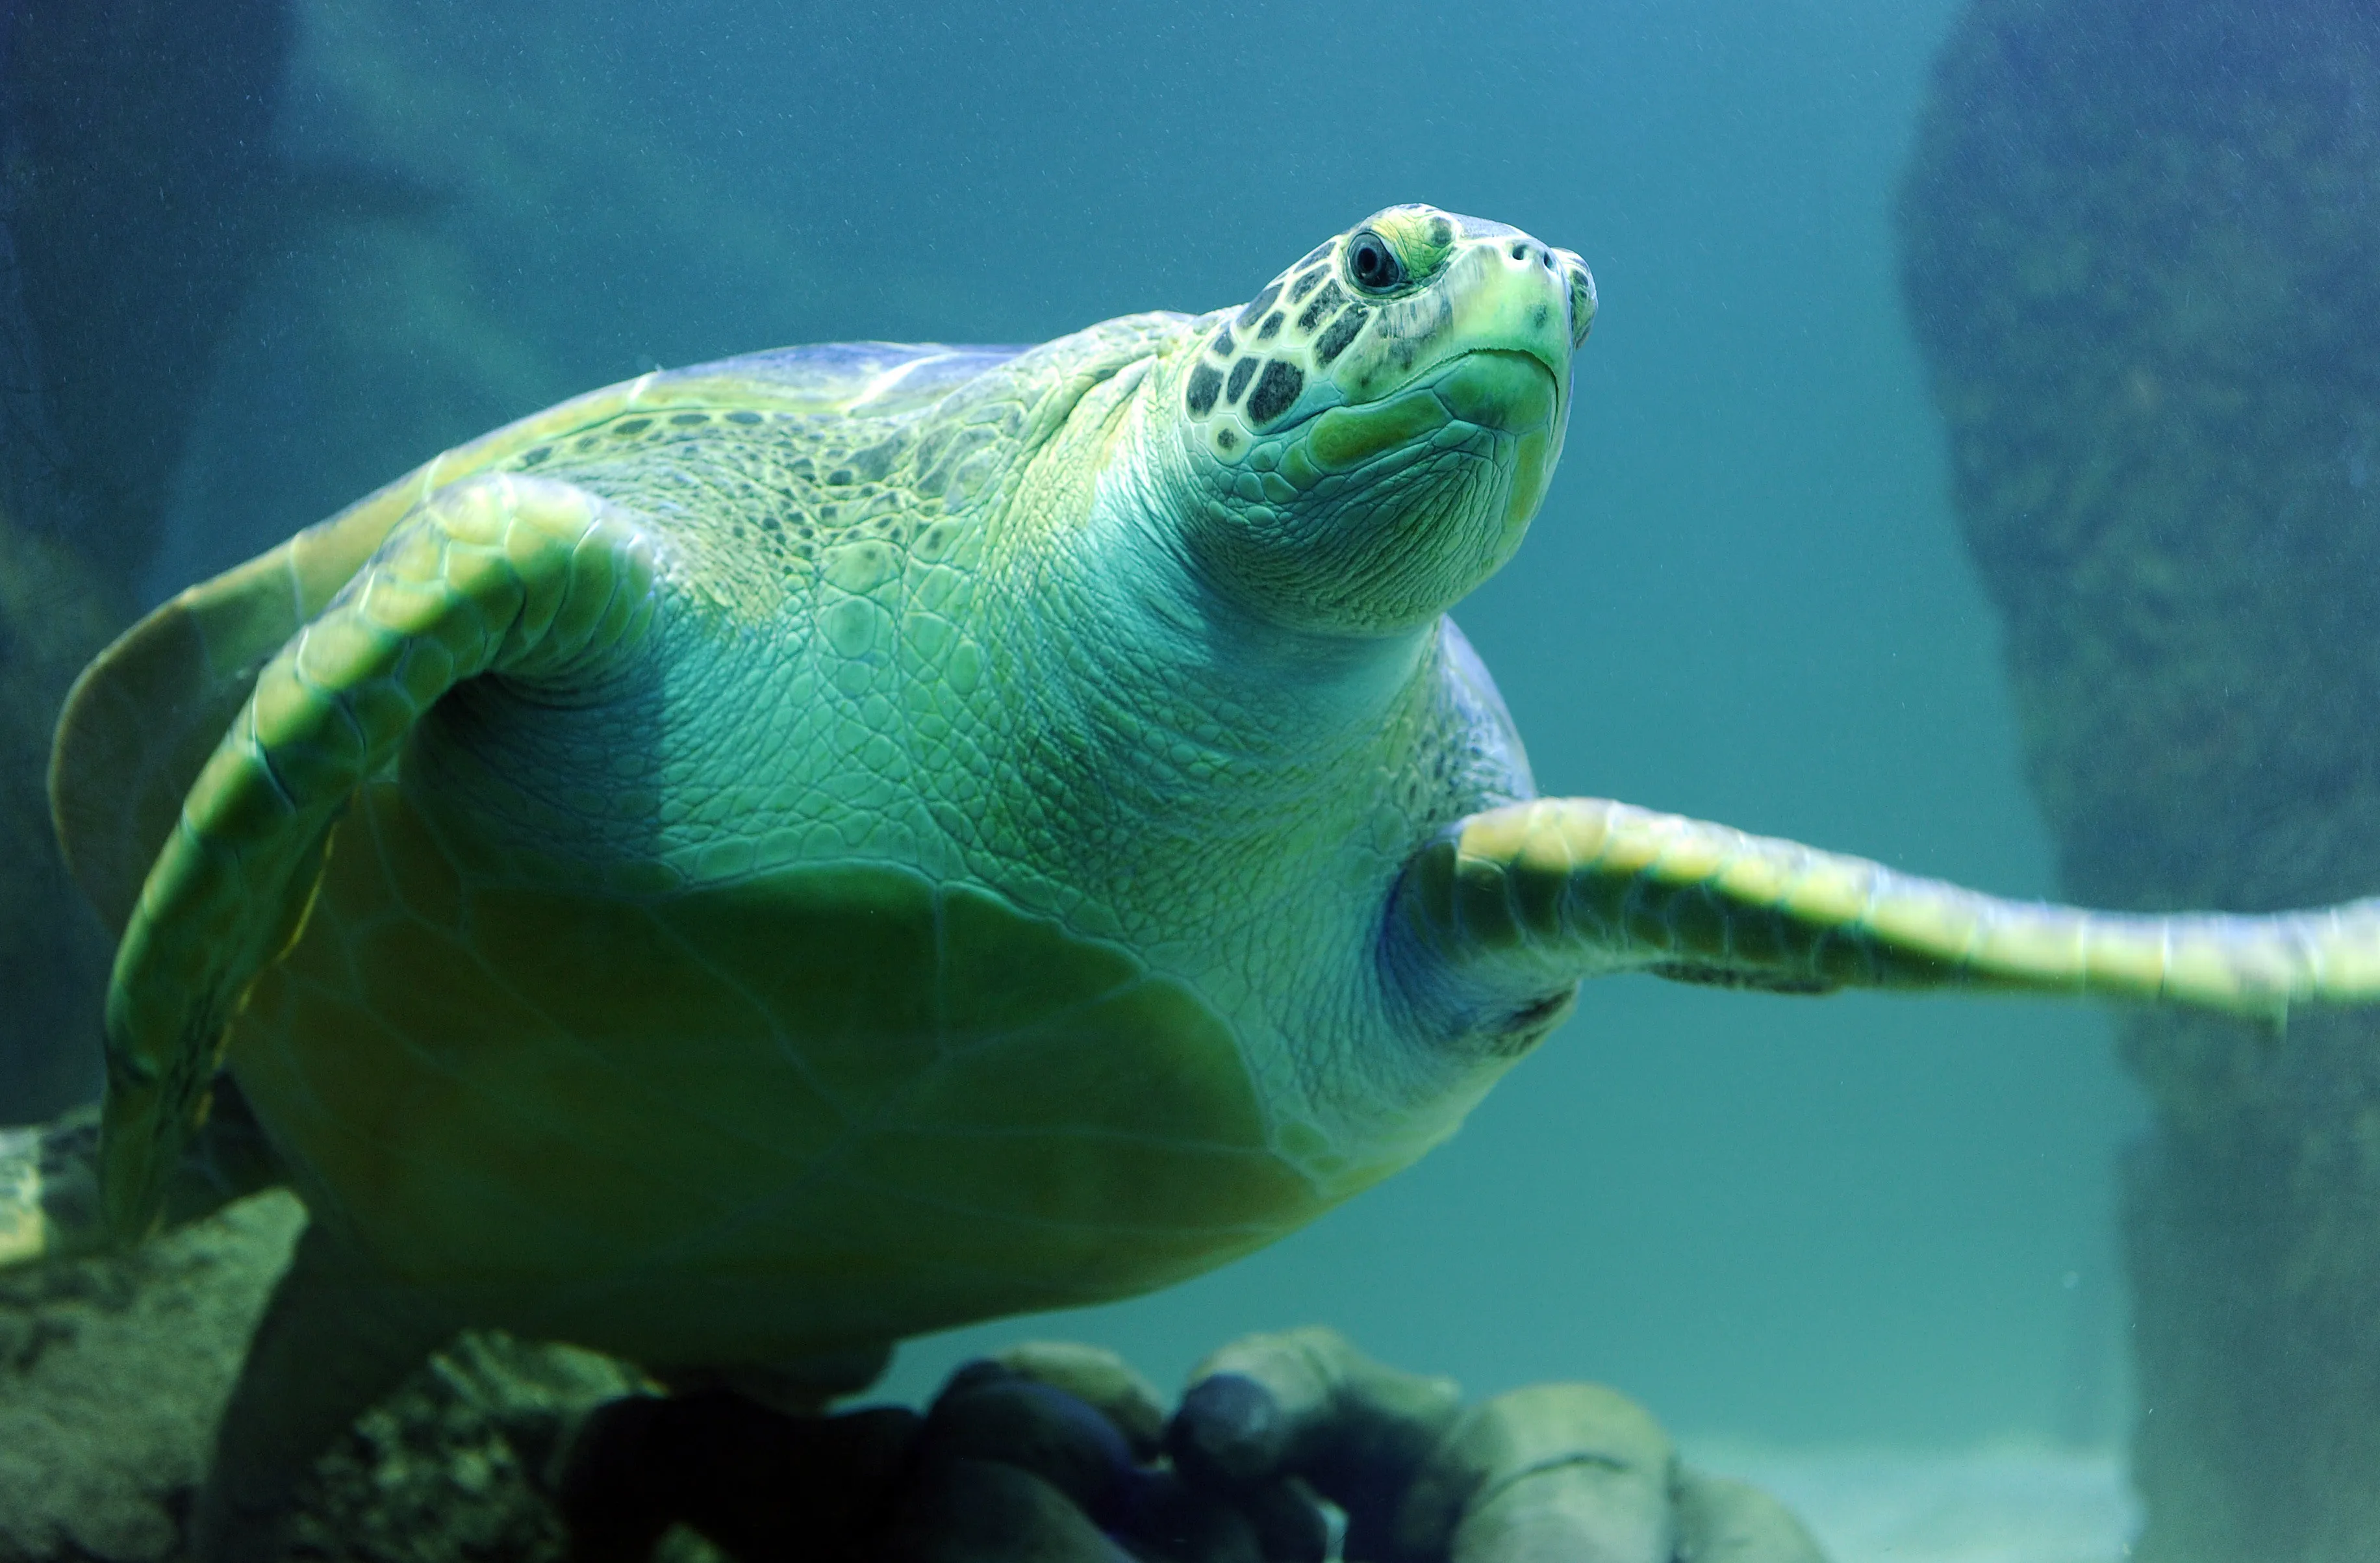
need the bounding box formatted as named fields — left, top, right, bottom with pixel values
left=1047, top=342, right=1439, bottom=792
left=980, top=336, right=1539, bottom=1193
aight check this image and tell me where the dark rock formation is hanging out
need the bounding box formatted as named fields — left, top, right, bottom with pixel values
left=0, top=1188, right=1822, bottom=1561
left=0, top=1194, right=300, bottom=1561
left=0, top=1192, right=708, bottom=1563
left=1899, top=2, right=2380, bottom=1555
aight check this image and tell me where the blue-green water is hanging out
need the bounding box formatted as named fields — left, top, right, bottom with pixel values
left=144, top=0, right=2136, bottom=1455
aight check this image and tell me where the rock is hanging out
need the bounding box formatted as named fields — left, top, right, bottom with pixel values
left=1901, top=2, right=2380, bottom=1555
left=285, top=1328, right=654, bottom=1563
left=1397, top=1384, right=1675, bottom=1563
left=882, top=1457, right=1133, bottom=1563
left=0, top=1191, right=301, bottom=1562
left=1169, top=1327, right=1460, bottom=1560
left=1675, top=1473, right=1827, bottom=1563
left=989, top=1340, right=1169, bottom=1463
left=560, top=1393, right=918, bottom=1563
left=0, top=1191, right=698, bottom=1563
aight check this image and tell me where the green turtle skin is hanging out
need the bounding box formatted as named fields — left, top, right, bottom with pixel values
left=36, top=202, right=2380, bottom=1553
left=66, top=209, right=1593, bottom=1370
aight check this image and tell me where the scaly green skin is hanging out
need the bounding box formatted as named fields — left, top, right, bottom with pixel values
left=52, top=204, right=2380, bottom=1384
left=74, top=212, right=1584, bottom=1368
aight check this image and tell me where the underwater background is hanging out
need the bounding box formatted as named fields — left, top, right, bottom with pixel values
left=3, top=0, right=2221, bottom=1556
left=160, top=0, right=2133, bottom=1447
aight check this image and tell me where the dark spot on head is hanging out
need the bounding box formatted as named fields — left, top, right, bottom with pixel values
left=1246, top=360, right=1304, bottom=425
left=1510, top=242, right=1528, bottom=260
left=1289, top=268, right=1326, bottom=305
left=1298, top=241, right=1332, bottom=268
left=1314, top=307, right=1367, bottom=366
left=612, top=417, right=652, bottom=437
left=1187, top=363, right=1223, bottom=415
left=828, top=468, right=854, bottom=485
left=1213, top=327, right=1235, bottom=357
left=1297, top=279, right=1347, bottom=333
left=1217, top=427, right=1239, bottom=452
left=519, top=444, right=553, bottom=468
left=1530, top=303, right=1551, bottom=329
left=1258, top=311, right=1284, bottom=341
left=1429, top=217, right=1452, bottom=246
left=670, top=412, right=709, bottom=426
left=1236, top=283, right=1282, bottom=331
left=727, top=410, right=764, bottom=425
left=1225, top=357, right=1258, bottom=403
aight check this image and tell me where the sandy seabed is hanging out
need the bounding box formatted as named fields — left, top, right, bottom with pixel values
left=1690, top=1444, right=2136, bottom=1563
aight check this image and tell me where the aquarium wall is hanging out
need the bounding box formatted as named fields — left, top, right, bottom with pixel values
left=1901, top=0, right=2380, bottom=1556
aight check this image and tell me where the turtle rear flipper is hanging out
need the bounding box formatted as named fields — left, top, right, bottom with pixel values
left=194, top=1220, right=461, bottom=1562
left=0, top=1081, right=283, bottom=1265
left=1389, top=796, right=2380, bottom=1043
left=95, top=473, right=661, bottom=1242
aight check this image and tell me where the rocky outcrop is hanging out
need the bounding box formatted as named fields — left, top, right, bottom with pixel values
left=0, top=1193, right=690, bottom=1563
left=1899, top=3, right=2380, bottom=1555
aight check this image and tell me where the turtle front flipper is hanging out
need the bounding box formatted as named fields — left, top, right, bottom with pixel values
left=53, top=464, right=442, bottom=937
left=52, top=370, right=698, bottom=935
left=101, top=474, right=660, bottom=1241
left=1387, top=797, right=2380, bottom=1041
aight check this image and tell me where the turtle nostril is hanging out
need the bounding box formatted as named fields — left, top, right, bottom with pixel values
left=1509, top=241, right=1528, bottom=261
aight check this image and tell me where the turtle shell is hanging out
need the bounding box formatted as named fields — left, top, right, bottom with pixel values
left=51, top=335, right=1336, bottom=1366
left=51, top=342, right=1027, bottom=935
left=233, top=782, right=1329, bottom=1365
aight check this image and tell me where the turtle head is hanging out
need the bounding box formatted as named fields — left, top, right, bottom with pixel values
left=1163, top=205, right=1593, bottom=636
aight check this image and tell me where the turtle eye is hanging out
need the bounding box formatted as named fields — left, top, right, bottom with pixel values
left=1345, top=230, right=1405, bottom=294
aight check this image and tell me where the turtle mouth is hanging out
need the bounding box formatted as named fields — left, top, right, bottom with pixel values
left=1428, top=349, right=1560, bottom=435
left=1331, top=345, right=1562, bottom=430
left=1298, top=350, right=1559, bottom=477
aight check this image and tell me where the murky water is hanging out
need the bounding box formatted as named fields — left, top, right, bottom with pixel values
left=9, top=1, right=2167, bottom=1555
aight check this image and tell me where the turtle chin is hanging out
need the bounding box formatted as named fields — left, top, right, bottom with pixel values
left=1176, top=349, right=1565, bottom=637
left=1309, top=349, right=1561, bottom=521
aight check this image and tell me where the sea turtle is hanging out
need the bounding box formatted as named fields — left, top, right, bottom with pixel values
left=20, top=203, right=2380, bottom=1553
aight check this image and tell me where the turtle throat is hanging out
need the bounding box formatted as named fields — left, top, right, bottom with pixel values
left=1166, top=343, right=1562, bottom=637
